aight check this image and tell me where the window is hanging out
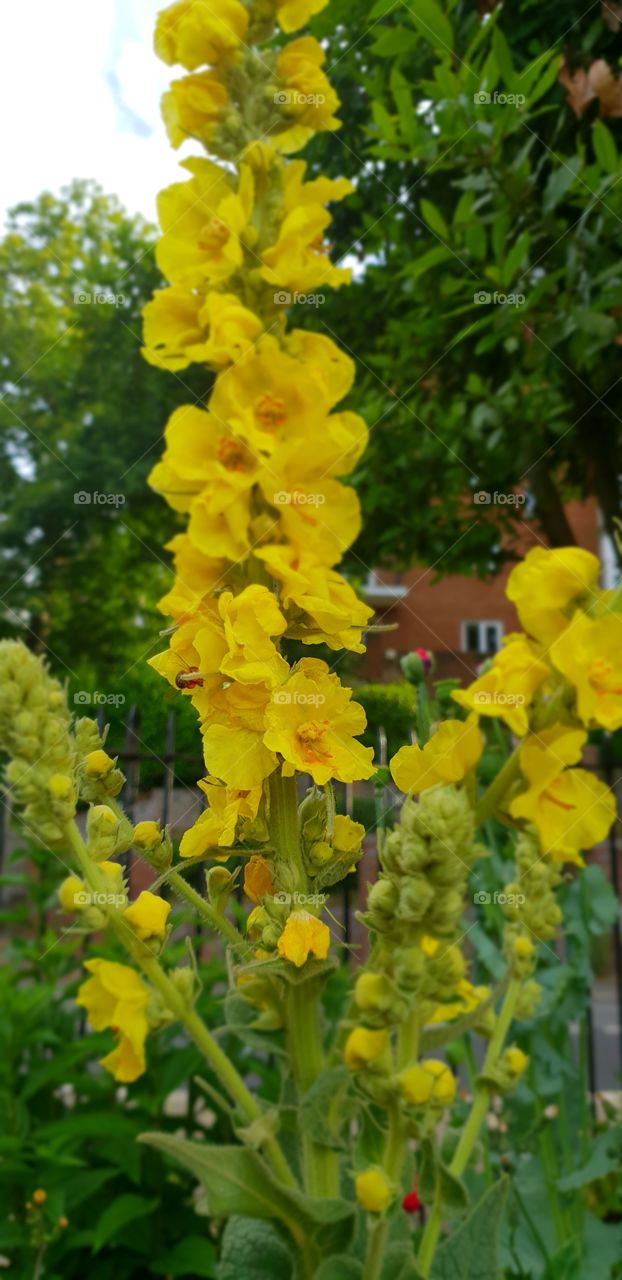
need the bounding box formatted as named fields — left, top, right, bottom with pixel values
left=461, top=620, right=503, bottom=654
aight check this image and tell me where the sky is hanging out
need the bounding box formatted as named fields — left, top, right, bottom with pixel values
left=1, top=0, right=200, bottom=229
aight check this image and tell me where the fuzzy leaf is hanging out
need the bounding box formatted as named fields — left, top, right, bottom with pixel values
left=430, top=1178, right=509, bottom=1279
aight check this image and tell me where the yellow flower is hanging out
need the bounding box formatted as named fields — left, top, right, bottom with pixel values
left=263, top=658, right=375, bottom=785
left=243, top=855, right=275, bottom=903
left=452, top=635, right=549, bottom=736
left=76, top=959, right=149, bottom=1083
left=179, top=779, right=262, bottom=856
left=503, top=1046, right=529, bottom=1077
left=218, top=585, right=288, bottom=687
left=58, top=875, right=87, bottom=913
left=273, top=38, right=341, bottom=153
left=161, top=71, right=228, bottom=148
left=156, top=158, right=253, bottom=290
left=261, top=468, right=361, bottom=567
left=390, top=714, right=482, bottom=794
left=133, top=821, right=162, bottom=851
left=271, top=0, right=329, bottom=33
left=509, top=725, right=616, bottom=864
left=142, top=287, right=262, bottom=374
left=154, top=0, right=248, bottom=71
left=201, top=682, right=278, bottom=788
left=550, top=610, right=622, bottom=731
left=84, top=750, right=115, bottom=777
left=257, top=545, right=373, bottom=651
left=355, top=1168, right=392, bottom=1214
left=122, top=891, right=171, bottom=941
left=156, top=535, right=226, bottom=620
left=344, top=1026, right=388, bottom=1069
left=427, top=979, right=489, bottom=1025
left=261, top=163, right=352, bottom=294
left=33, top=1189, right=47, bottom=1206
left=506, top=546, right=600, bottom=644
left=276, top=910, right=330, bottom=966
left=398, top=1060, right=457, bottom=1107
left=333, top=814, right=365, bottom=855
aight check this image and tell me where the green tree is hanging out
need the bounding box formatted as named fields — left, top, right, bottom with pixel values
left=0, top=181, right=205, bottom=687
left=306, top=0, right=622, bottom=574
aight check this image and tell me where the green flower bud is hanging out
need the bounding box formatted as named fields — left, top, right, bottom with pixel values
left=86, top=804, right=133, bottom=861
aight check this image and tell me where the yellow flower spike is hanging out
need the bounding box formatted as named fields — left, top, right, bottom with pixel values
left=276, top=910, right=330, bottom=967
left=84, top=750, right=115, bottom=778
left=154, top=0, right=248, bottom=71
left=390, top=714, right=482, bottom=795
left=58, top=876, right=87, bottom=913
left=76, top=959, right=150, bottom=1083
left=506, top=546, right=600, bottom=644
left=398, top=1060, right=457, bottom=1108
left=550, top=610, right=622, bottom=731
left=122, top=891, right=171, bottom=942
left=509, top=726, right=616, bottom=864
left=355, top=1168, right=392, bottom=1213
left=344, top=1026, right=389, bottom=1070
left=452, top=635, right=549, bottom=736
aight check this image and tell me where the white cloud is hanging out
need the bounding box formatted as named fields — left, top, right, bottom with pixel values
left=1, top=0, right=197, bottom=228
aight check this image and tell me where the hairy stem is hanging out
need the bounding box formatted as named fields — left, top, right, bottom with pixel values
left=64, top=818, right=296, bottom=1188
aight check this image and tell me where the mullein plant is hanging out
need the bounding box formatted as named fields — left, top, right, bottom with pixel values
left=1, top=0, right=621, bottom=1271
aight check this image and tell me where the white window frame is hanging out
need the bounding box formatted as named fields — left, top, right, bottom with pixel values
left=461, top=619, right=504, bottom=653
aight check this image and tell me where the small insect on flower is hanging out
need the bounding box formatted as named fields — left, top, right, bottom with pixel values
left=174, top=661, right=206, bottom=690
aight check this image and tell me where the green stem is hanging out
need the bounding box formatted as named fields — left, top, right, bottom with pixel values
left=287, top=979, right=339, bottom=1198
left=417, top=978, right=522, bottom=1276
left=474, top=747, right=521, bottom=827
left=64, top=819, right=296, bottom=1188
left=167, top=868, right=245, bottom=949
left=362, top=1104, right=406, bottom=1280
left=268, top=771, right=306, bottom=889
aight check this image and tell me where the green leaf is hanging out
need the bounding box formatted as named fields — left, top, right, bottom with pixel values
left=543, top=157, right=583, bottom=213
left=316, top=1260, right=364, bottom=1280
left=502, top=231, right=530, bottom=287
left=217, top=1218, right=294, bottom=1280
left=418, top=1139, right=469, bottom=1216
left=370, top=27, right=418, bottom=58
left=420, top=199, right=450, bottom=241
left=407, top=0, right=453, bottom=53
left=152, top=1234, right=216, bottom=1277
left=93, top=1194, right=158, bottom=1253
left=140, top=1135, right=355, bottom=1256
left=299, top=1066, right=353, bottom=1151
left=408, top=245, right=453, bottom=283
left=430, top=1178, right=509, bottom=1278
left=592, top=120, right=618, bottom=174
left=557, top=1126, right=622, bottom=1191
left=492, top=29, right=515, bottom=88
